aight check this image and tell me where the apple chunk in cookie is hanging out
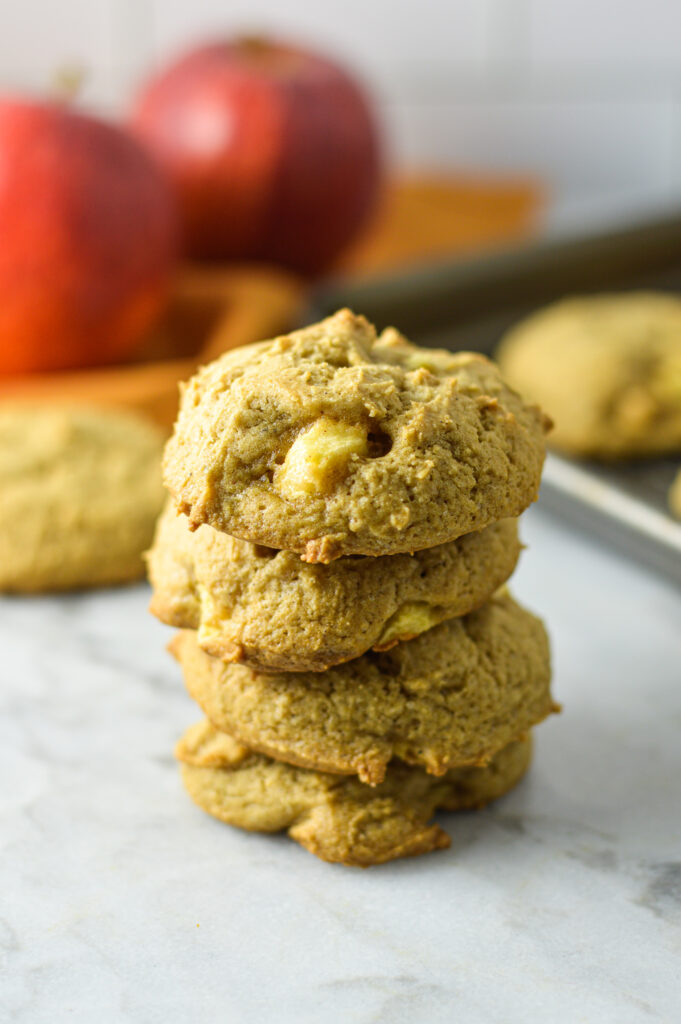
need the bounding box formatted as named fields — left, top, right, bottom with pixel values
left=275, top=417, right=369, bottom=498
left=374, top=601, right=447, bottom=650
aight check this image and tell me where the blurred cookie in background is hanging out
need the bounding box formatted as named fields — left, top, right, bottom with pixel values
left=496, top=292, right=681, bottom=458
left=0, top=406, right=165, bottom=592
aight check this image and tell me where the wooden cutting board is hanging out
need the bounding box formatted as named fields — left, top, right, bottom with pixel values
left=0, top=175, right=541, bottom=430
left=0, top=265, right=306, bottom=430
left=341, top=174, right=541, bottom=273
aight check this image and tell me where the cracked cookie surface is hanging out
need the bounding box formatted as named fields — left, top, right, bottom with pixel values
left=0, top=405, right=165, bottom=592
left=177, top=720, right=532, bottom=867
left=171, top=592, right=554, bottom=785
left=148, top=502, right=521, bottom=672
left=163, top=309, right=548, bottom=560
left=497, top=292, right=681, bottom=458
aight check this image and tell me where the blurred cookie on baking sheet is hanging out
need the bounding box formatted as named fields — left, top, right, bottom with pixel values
left=497, top=292, right=681, bottom=458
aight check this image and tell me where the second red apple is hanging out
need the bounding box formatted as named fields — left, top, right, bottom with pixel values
left=131, top=38, right=382, bottom=275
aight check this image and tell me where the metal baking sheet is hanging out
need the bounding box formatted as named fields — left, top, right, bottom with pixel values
left=308, top=211, right=681, bottom=584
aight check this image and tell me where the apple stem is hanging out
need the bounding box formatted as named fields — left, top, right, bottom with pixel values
left=51, top=63, right=88, bottom=104
left=236, top=36, right=271, bottom=55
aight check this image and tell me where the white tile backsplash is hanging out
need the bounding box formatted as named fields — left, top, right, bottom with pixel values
left=0, top=0, right=114, bottom=94
left=527, top=0, right=681, bottom=66
left=2, top=0, right=681, bottom=215
left=146, top=0, right=493, bottom=77
left=387, top=97, right=677, bottom=198
left=0, top=0, right=151, bottom=108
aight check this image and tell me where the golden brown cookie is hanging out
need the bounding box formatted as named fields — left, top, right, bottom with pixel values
left=0, top=405, right=165, bottom=592
left=171, top=591, right=554, bottom=785
left=177, top=720, right=533, bottom=867
left=148, top=502, right=522, bottom=672
left=497, top=292, right=681, bottom=458
left=163, top=309, right=548, bottom=560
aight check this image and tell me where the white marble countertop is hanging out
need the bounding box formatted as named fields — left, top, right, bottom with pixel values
left=1, top=505, right=680, bottom=1024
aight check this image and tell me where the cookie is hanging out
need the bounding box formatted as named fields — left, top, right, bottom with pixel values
left=170, top=591, right=554, bottom=785
left=163, top=309, right=548, bottom=561
left=177, top=720, right=533, bottom=867
left=497, top=292, right=681, bottom=458
left=0, top=405, right=165, bottom=592
left=148, top=502, right=521, bottom=672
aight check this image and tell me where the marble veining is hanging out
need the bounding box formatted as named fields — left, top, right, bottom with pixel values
left=1, top=505, right=680, bottom=1024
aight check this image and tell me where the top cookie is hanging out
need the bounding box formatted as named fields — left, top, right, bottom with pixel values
left=497, top=292, right=681, bottom=458
left=164, top=309, right=548, bottom=560
left=0, top=405, right=165, bottom=592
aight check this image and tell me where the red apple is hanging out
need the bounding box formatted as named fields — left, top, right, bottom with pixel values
left=131, top=37, right=382, bottom=275
left=0, top=99, right=178, bottom=375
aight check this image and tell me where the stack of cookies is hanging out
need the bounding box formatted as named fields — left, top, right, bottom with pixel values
left=148, top=310, right=556, bottom=867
